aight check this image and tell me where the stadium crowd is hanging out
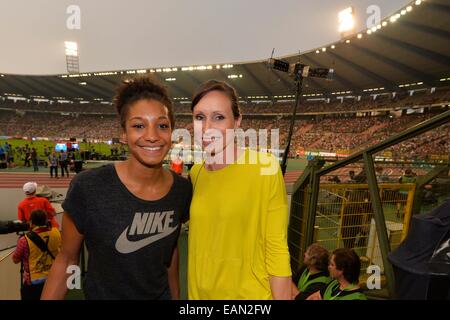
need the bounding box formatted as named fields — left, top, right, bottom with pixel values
left=0, top=87, right=448, bottom=160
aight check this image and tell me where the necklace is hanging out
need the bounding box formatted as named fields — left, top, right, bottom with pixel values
left=192, top=161, right=205, bottom=192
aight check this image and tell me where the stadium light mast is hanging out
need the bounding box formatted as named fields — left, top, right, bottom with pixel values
left=338, top=7, right=355, bottom=39
left=268, top=57, right=334, bottom=175
left=65, top=41, right=79, bottom=73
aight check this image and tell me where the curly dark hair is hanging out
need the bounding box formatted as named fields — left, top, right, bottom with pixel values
left=113, top=76, right=174, bottom=129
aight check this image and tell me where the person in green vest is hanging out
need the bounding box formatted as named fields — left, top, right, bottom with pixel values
left=307, top=248, right=367, bottom=300
left=291, top=243, right=331, bottom=300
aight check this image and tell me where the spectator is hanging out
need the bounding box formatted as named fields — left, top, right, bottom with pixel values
left=329, top=175, right=341, bottom=184
left=0, top=143, right=5, bottom=168
left=307, top=248, right=367, bottom=300
left=48, top=151, right=59, bottom=178
left=348, top=170, right=356, bottom=183
left=31, top=147, right=39, bottom=172
left=376, top=166, right=390, bottom=183
left=24, top=145, right=31, bottom=167
left=43, top=145, right=50, bottom=158
left=354, top=167, right=367, bottom=183
left=170, top=154, right=184, bottom=175
left=59, top=150, right=69, bottom=178
left=17, top=182, right=59, bottom=229
left=7, top=143, right=15, bottom=168
left=399, top=168, right=416, bottom=184
left=291, top=243, right=331, bottom=300
left=341, top=185, right=372, bottom=249
left=12, top=210, right=61, bottom=300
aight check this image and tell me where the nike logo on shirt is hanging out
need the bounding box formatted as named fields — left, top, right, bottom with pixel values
left=115, top=211, right=177, bottom=254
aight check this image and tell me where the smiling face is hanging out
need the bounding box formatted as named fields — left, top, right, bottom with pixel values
left=121, top=99, right=172, bottom=168
left=192, top=90, right=241, bottom=155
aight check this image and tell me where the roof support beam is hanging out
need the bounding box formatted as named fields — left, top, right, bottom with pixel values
left=87, top=77, right=118, bottom=99
left=152, top=73, right=191, bottom=98
left=73, top=79, right=112, bottom=100
left=326, top=51, right=397, bottom=90
left=182, top=72, right=202, bottom=87
left=398, top=20, right=450, bottom=41
left=350, top=43, right=436, bottom=86
left=216, top=69, right=248, bottom=97
left=45, top=77, right=100, bottom=100
left=375, top=34, right=450, bottom=68
left=271, top=72, right=294, bottom=93
left=424, top=2, right=450, bottom=14
left=8, top=76, right=56, bottom=98
left=64, top=79, right=113, bottom=100
left=0, top=78, right=34, bottom=97
left=33, top=77, right=81, bottom=99
left=240, top=64, right=274, bottom=96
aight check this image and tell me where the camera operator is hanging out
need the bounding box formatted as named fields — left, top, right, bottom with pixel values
left=12, top=210, right=62, bottom=300
left=18, top=182, right=59, bottom=229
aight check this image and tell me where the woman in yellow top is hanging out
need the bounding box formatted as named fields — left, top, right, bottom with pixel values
left=188, top=80, right=292, bottom=300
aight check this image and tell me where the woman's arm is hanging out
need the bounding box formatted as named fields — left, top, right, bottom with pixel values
left=265, top=160, right=292, bottom=300
left=291, top=280, right=300, bottom=299
left=41, top=212, right=84, bottom=300
left=167, top=245, right=180, bottom=300
left=270, top=276, right=292, bottom=300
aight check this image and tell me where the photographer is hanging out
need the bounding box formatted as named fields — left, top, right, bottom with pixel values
left=12, top=210, right=62, bottom=300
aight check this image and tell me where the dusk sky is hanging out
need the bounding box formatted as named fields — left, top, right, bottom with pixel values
left=0, top=0, right=410, bottom=75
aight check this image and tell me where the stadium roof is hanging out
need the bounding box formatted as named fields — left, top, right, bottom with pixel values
left=0, top=0, right=449, bottom=103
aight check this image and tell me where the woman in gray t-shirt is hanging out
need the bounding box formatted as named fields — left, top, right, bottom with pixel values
left=42, top=76, right=191, bottom=300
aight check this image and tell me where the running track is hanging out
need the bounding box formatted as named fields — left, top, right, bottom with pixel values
left=0, top=170, right=303, bottom=189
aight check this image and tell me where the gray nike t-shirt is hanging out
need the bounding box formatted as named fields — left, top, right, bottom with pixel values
left=62, top=164, right=191, bottom=299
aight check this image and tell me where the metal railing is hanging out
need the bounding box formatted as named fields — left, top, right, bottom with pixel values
left=288, top=109, right=450, bottom=299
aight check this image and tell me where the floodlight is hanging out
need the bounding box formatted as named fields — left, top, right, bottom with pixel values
left=64, top=41, right=79, bottom=73
left=64, top=41, right=78, bottom=56
left=338, top=7, right=354, bottom=34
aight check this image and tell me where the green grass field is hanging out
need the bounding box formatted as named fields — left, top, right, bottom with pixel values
left=2, top=139, right=117, bottom=159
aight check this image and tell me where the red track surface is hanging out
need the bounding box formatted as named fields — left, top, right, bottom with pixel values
left=0, top=170, right=302, bottom=189
left=0, top=173, right=73, bottom=188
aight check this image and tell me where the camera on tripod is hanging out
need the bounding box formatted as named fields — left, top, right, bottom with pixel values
left=0, top=220, right=30, bottom=235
